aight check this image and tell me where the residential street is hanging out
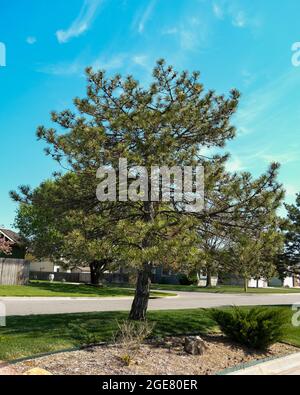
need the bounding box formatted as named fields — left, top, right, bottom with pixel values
left=1, top=291, right=300, bottom=316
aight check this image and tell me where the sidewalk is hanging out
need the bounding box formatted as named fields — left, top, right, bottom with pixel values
left=228, top=352, right=300, bottom=375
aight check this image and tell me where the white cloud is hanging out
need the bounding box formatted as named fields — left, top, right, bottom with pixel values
left=162, top=17, right=208, bottom=52
left=241, top=69, right=256, bottom=87
left=212, top=3, right=224, bottom=20
left=259, top=151, right=300, bottom=165
left=37, top=60, right=83, bottom=76
left=212, top=1, right=260, bottom=30
left=92, top=54, right=125, bottom=71
left=132, top=55, right=149, bottom=68
left=162, top=27, right=178, bottom=35
left=26, top=36, right=37, bottom=45
left=285, top=184, right=299, bottom=199
left=56, top=0, right=102, bottom=44
left=180, top=29, right=197, bottom=51
left=134, top=0, right=157, bottom=34
left=234, top=70, right=300, bottom=136
left=232, top=11, right=246, bottom=28
left=226, top=157, right=245, bottom=172
left=38, top=53, right=126, bottom=76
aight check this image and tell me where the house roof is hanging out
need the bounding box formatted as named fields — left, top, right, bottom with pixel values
left=0, top=228, right=23, bottom=245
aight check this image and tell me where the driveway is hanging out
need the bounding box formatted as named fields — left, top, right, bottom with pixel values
left=1, top=291, right=300, bottom=316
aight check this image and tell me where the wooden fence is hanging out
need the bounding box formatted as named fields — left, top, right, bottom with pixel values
left=0, top=258, right=30, bottom=285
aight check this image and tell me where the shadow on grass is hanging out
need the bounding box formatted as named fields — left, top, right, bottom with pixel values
left=28, top=281, right=136, bottom=297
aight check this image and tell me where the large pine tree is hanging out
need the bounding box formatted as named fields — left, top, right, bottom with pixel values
left=12, top=60, right=284, bottom=320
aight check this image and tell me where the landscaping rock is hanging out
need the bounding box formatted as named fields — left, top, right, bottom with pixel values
left=23, top=368, right=52, bottom=375
left=184, top=336, right=207, bottom=355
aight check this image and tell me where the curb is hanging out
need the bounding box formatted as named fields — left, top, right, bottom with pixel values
left=216, top=351, right=300, bottom=375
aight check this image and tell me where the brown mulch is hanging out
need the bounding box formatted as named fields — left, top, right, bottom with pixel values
left=12, top=336, right=299, bottom=376
left=0, top=361, right=18, bottom=376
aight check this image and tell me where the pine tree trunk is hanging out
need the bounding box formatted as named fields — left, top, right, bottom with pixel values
left=244, top=277, right=248, bottom=293
left=129, top=262, right=152, bottom=321
left=206, top=269, right=212, bottom=288
left=90, top=261, right=106, bottom=285
left=129, top=201, right=154, bottom=321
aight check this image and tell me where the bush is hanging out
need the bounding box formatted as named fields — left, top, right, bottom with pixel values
left=187, top=271, right=198, bottom=285
left=177, top=274, right=193, bottom=286
left=210, top=307, right=288, bottom=350
left=159, top=276, right=172, bottom=285
left=114, top=320, right=155, bottom=365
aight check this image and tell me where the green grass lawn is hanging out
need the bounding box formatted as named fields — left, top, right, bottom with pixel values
left=0, top=309, right=216, bottom=361
left=0, top=307, right=299, bottom=362
left=0, top=281, right=175, bottom=298
left=151, top=283, right=300, bottom=294
left=1, top=281, right=298, bottom=298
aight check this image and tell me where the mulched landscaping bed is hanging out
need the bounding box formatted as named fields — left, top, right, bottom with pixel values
left=13, top=335, right=299, bottom=376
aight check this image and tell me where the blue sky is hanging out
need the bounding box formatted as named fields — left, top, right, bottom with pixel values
left=0, top=0, right=300, bottom=228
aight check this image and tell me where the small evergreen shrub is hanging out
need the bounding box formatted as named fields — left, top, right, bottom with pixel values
left=210, top=307, right=288, bottom=350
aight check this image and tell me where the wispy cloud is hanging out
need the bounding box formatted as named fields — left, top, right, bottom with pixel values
left=259, top=151, right=300, bottom=165
left=212, top=3, right=224, bottom=20
left=37, top=52, right=150, bottom=77
left=37, top=59, right=84, bottom=76
left=285, top=184, right=300, bottom=199
left=91, top=54, right=125, bottom=71
left=162, top=17, right=208, bottom=51
left=212, top=1, right=261, bottom=30
left=234, top=70, right=300, bottom=136
left=226, top=157, right=245, bottom=172
left=56, top=0, right=102, bottom=44
left=162, top=27, right=178, bottom=35
left=132, top=54, right=149, bottom=69
left=26, top=36, right=37, bottom=45
left=232, top=11, right=246, bottom=28
left=241, top=69, right=256, bottom=87
left=133, top=0, right=157, bottom=34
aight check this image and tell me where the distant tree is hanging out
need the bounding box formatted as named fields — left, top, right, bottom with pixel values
left=195, top=219, right=230, bottom=288
left=14, top=173, right=119, bottom=285
left=280, top=194, right=300, bottom=278
left=225, top=223, right=284, bottom=292
left=193, top=160, right=285, bottom=289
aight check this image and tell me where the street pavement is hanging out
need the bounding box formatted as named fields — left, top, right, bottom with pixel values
left=1, top=291, right=300, bottom=316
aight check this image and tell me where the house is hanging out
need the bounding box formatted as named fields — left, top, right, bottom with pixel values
left=214, top=273, right=300, bottom=289
left=0, top=228, right=26, bottom=259
left=29, top=260, right=65, bottom=273
left=152, top=265, right=300, bottom=289
left=269, top=274, right=300, bottom=288
left=29, top=259, right=90, bottom=274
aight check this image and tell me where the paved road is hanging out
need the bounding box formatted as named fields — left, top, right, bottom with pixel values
left=1, top=291, right=300, bottom=316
